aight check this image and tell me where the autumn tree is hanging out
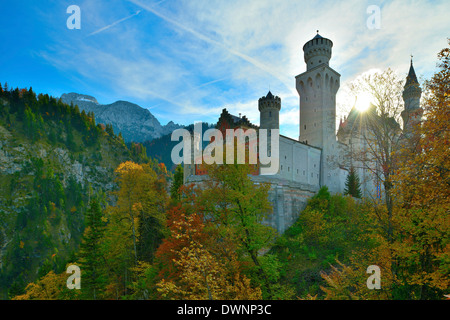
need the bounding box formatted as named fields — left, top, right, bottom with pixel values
left=155, top=210, right=261, bottom=300
left=390, top=40, right=450, bottom=299
left=348, top=68, right=405, bottom=242
left=196, top=163, right=279, bottom=298
left=12, top=265, right=81, bottom=300
left=101, top=161, right=167, bottom=299
left=154, top=204, right=208, bottom=283
left=320, top=41, right=450, bottom=300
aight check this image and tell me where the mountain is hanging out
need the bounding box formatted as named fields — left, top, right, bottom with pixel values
left=60, top=93, right=183, bottom=143
left=0, top=87, right=149, bottom=298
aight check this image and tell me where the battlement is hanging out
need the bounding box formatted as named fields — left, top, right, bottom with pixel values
left=303, top=34, right=333, bottom=70
left=258, top=91, right=281, bottom=112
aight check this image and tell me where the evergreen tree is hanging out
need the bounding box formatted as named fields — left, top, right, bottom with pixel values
left=65, top=126, right=77, bottom=151
left=105, top=123, right=114, bottom=136
left=344, top=167, right=362, bottom=198
left=78, top=199, right=106, bottom=299
left=170, top=164, right=184, bottom=203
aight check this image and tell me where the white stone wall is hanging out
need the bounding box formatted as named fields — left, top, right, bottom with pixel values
left=277, top=136, right=321, bottom=187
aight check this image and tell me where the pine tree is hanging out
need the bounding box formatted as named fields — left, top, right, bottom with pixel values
left=344, top=167, right=362, bottom=198
left=170, top=165, right=184, bottom=203
left=79, top=199, right=106, bottom=299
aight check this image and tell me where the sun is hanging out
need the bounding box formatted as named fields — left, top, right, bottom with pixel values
left=355, top=91, right=374, bottom=112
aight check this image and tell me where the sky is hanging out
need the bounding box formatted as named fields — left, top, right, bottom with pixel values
left=0, top=0, right=449, bottom=139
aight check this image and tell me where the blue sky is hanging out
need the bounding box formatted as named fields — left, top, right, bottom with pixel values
left=1, top=0, right=449, bottom=139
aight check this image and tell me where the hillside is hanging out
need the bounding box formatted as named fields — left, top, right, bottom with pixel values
left=0, top=85, right=148, bottom=299
left=142, top=122, right=215, bottom=171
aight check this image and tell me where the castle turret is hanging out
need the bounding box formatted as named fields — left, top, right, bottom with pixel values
left=258, top=91, right=281, bottom=130
left=303, top=31, right=333, bottom=71
left=401, top=58, right=423, bottom=133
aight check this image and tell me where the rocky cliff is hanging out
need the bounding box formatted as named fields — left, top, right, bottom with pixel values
left=60, top=93, right=182, bottom=143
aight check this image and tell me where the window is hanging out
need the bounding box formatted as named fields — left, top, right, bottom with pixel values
left=269, top=111, right=272, bottom=117
left=304, top=125, right=307, bottom=130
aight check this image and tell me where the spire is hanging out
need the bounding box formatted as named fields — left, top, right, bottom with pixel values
left=402, top=56, right=422, bottom=116
left=313, top=30, right=323, bottom=39
left=405, top=56, right=419, bottom=87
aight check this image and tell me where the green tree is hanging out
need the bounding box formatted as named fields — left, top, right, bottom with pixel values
left=197, top=163, right=280, bottom=298
left=170, top=164, right=184, bottom=203
left=78, top=199, right=106, bottom=299
left=344, top=167, right=362, bottom=198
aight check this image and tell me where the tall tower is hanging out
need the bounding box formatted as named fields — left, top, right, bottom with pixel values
left=295, top=32, right=341, bottom=191
left=259, top=91, right=281, bottom=130
left=401, top=58, right=423, bottom=134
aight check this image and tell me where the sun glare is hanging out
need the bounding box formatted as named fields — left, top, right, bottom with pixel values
left=355, top=92, right=374, bottom=112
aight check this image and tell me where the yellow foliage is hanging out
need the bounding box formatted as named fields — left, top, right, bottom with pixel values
left=156, top=240, right=262, bottom=300
left=115, top=161, right=143, bottom=174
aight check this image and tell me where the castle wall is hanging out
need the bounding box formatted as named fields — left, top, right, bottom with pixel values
left=185, top=174, right=319, bottom=234
left=252, top=175, right=319, bottom=233
left=277, top=136, right=321, bottom=186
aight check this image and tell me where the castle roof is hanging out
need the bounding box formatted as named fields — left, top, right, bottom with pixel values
left=217, top=108, right=257, bottom=129
left=313, top=33, right=323, bottom=39
left=405, top=59, right=419, bottom=87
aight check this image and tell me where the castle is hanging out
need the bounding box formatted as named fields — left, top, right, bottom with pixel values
left=184, top=33, right=423, bottom=233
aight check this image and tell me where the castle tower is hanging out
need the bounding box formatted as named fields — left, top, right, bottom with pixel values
left=401, top=58, right=423, bottom=134
left=303, top=32, right=333, bottom=70
left=258, top=91, right=281, bottom=130
left=295, top=32, right=341, bottom=191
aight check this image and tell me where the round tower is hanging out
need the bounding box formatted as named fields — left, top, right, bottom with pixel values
left=258, top=91, right=281, bottom=130
left=402, top=58, right=422, bottom=112
left=401, top=58, right=423, bottom=133
left=303, top=31, right=333, bottom=70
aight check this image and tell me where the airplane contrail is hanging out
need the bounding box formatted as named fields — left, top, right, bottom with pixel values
left=127, top=0, right=291, bottom=90
left=87, top=10, right=143, bottom=37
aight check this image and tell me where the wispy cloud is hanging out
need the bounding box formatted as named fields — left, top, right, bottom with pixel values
left=127, top=0, right=292, bottom=90
left=87, top=10, right=142, bottom=37
left=30, top=0, right=450, bottom=134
